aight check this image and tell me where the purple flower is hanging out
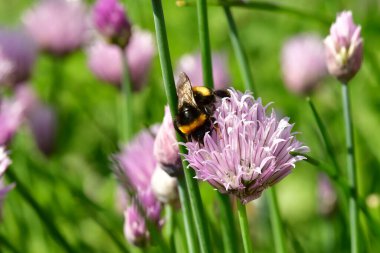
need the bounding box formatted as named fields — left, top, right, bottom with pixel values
left=27, top=104, right=57, bottom=156
left=0, top=95, right=26, bottom=145
left=281, top=34, right=327, bottom=95
left=115, top=126, right=162, bottom=245
left=0, top=147, right=14, bottom=218
left=153, top=106, right=181, bottom=176
left=176, top=52, right=231, bottom=90
left=183, top=89, right=309, bottom=204
left=87, top=29, right=155, bottom=90
left=0, top=29, right=36, bottom=86
left=317, top=174, right=337, bottom=216
left=23, top=0, right=88, bottom=55
left=93, top=0, right=131, bottom=47
left=324, top=11, right=363, bottom=83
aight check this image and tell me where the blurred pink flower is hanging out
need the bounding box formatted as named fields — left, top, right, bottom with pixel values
left=317, top=173, right=337, bottom=216
left=115, top=126, right=162, bottom=245
left=0, top=29, right=36, bottom=86
left=324, top=11, right=363, bottom=83
left=0, top=147, right=14, bottom=219
left=23, top=0, right=88, bottom=55
left=93, top=0, right=131, bottom=47
left=176, top=52, right=231, bottom=90
left=153, top=106, right=181, bottom=177
left=183, top=89, right=309, bottom=204
left=0, top=96, right=26, bottom=145
left=87, top=29, right=155, bottom=90
left=281, top=34, right=327, bottom=95
left=27, top=105, right=57, bottom=156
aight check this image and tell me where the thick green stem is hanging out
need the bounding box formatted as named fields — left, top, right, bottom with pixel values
left=6, top=170, right=76, bottom=252
left=177, top=178, right=199, bottom=253
left=196, top=0, right=214, bottom=88
left=120, top=49, right=133, bottom=142
left=341, top=83, right=360, bottom=253
left=267, top=187, right=286, bottom=253
left=237, top=200, right=253, bottom=253
left=150, top=1, right=206, bottom=252
left=222, top=4, right=256, bottom=94
left=306, top=97, right=340, bottom=175
left=218, top=194, right=237, bottom=253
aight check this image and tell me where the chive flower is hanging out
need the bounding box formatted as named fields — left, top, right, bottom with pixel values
left=281, top=34, right=327, bottom=95
left=176, top=52, right=231, bottom=89
left=324, top=11, right=363, bottom=83
left=153, top=106, right=182, bottom=177
left=23, top=0, right=88, bottom=55
left=0, top=95, right=26, bottom=145
left=0, top=29, right=36, bottom=86
left=183, top=89, right=309, bottom=204
left=93, top=0, right=131, bottom=47
left=87, top=29, right=155, bottom=90
left=0, top=147, right=14, bottom=218
left=115, top=126, right=162, bottom=245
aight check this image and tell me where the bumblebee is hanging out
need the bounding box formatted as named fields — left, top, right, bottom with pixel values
left=174, top=72, right=230, bottom=143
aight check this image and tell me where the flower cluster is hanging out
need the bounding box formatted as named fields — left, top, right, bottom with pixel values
left=324, top=11, right=363, bottom=83
left=176, top=52, right=231, bottom=89
left=23, top=0, right=88, bottom=55
left=93, top=0, right=131, bottom=47
left=115, top=127, right=162, bottom=245
left=183, top=89, right=309, bottom=204
left=281, top=34, right=327, bottom=95
left=0, top=147, right=14, bottom=218
left=0, top=29, right=36, bottom=86
left=87, top=29, right=155, bottom=90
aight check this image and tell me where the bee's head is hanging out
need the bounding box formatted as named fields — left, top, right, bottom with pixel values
left=177, top=103, right=203, bottom=125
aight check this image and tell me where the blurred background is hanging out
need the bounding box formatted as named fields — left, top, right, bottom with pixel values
left=0, top=0, right=380, bottom=252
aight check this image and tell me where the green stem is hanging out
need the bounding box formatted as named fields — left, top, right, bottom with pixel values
left=267, top=187, right=286, bottom=253
left=0, top=234, right=20, bottom=253
left=165, top=205, right=176, bottom=252
left=222, top=4, right=256, bottom=93
left=178, top=0, right=330, bottom=25
left=341, top=83, right=360, bottom=253
left=218, top=194, right=237, bottom=253
left=306, top=97, right=340, bottom=175
left=237, top=200, right=253, bottom=253
left=149, top=1, right=204, bottom=253
left=196, top=0, right=214, bottom=88
left=120, top=49, right=133, bottom=142
left=177, top=178, right=199, bottom=253
left=6, top=170, right=76, bottom=252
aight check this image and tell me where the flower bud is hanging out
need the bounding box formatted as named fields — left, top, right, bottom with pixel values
left=324, top=11, right=363, bottom=83
left=153, top=106, right=181, bottom=176
left=93, top=0, right=131, bottom=47
left=151, top=165, right=178, bottom=204
left=281, top=34, right=327, bottom=95
left=0, top=29, right=36, bottom=86
left=176, top=52, right=231, bottom=89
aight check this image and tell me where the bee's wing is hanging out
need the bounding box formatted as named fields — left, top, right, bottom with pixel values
left=176, top=72, right=197, bottom=109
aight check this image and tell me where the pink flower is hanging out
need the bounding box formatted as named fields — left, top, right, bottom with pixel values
left=0, top=29, right=36, bottom=86
left=23, top=0, right=88, bottom=55
left=324, top=11, right=363, bottom=83
left=93, top=0, right=131, bottom=47
left=87, top=29, right=155, bottom=90
left=153, top=106, right=181, bottom=176
left=281, top=34, right=327, bottom=94
left=0, top=147, right=14, bottom=219
left=183, top=89, right=309, bottom=204
left=176, top=52, right=231, bottom=90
